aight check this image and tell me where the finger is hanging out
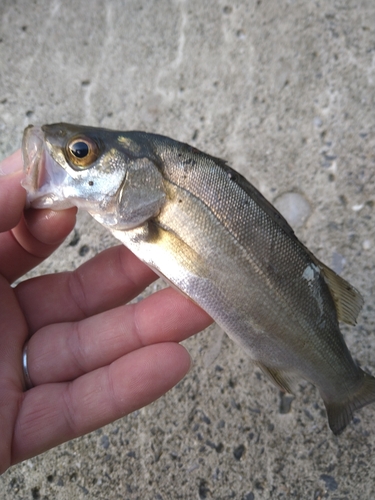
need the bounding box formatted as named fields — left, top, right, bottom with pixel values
left=0, top=170, right=25, bottom=233
left=1, top=207, right=77, bottom=283
left=0, top=152, right=77, bottom=282
left=0, top=277, right=29, bottom=474
left=11, top=342, right=191, bottom=465
left=26, top=287, right=213, bottom=385
left=15, top=245, right=157, bottom=332
left=0, top=149, right=23, bottom=176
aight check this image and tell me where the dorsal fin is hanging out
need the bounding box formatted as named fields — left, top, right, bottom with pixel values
left=316, top=259, right=363, bottom=325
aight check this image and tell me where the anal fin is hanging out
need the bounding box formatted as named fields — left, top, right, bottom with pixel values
left=258, top=363, right=294, bottom=394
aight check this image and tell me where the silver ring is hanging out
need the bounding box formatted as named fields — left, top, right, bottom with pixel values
left=22, top=342, right=34, bottom=390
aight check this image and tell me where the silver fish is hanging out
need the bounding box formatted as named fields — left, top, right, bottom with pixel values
left=22, top=123, right=375, bottom=435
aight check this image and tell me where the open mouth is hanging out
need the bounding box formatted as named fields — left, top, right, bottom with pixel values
left=22, top=125, right=46, bottom=194
left=21, top=125, right=73, bottom=209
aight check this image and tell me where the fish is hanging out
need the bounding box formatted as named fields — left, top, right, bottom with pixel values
left=22, top=122, right=375, bottom=435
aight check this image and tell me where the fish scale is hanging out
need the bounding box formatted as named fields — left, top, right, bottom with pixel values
left=22, top=123, right=375, bottom=435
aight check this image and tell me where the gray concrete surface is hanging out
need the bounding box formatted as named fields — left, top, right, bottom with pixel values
left=1, top=0, right=375, bottom=498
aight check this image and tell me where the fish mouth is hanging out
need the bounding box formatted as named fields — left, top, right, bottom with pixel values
left=22, top=125, right=73, bottom=209
left=22, top=126, right=46, bottom=196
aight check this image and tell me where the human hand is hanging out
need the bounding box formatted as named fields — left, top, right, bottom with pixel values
left=0, top=150, right=213, bottom=474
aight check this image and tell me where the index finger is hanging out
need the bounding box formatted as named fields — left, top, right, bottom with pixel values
left=0, top=151, right=77, bottom=283
left=0, top=151, right=25, bottom=232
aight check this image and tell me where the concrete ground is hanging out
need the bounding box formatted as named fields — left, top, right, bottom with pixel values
left=1, top=0, right=375, bottom=498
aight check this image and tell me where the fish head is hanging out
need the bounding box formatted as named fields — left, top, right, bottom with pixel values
left=22, top=123, right=166, bottom=229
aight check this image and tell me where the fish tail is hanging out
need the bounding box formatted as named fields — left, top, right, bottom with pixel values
left=324, top=370, right=375, bottom=435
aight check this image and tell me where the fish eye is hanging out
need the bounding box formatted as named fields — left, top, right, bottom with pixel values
left=70, top=141, right=89, bottom=158
left=66, top=136, right=100, bottom=169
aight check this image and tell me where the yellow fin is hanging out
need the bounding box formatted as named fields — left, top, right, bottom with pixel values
left=316, top=260, right=363, bottom=326
left=257, top=363, right=294, bottom=394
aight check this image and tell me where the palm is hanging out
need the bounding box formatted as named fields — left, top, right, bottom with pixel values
left=0, top=152, right=212, bottom=474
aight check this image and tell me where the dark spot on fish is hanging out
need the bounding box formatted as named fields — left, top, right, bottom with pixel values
left=79, top=245, right=89, bottom=257
left=81, top=80, right=90, bottom=86
left=233, top=444, right=245, bottom=460
left=178, top=199, right=182, bottom=203
left=227, top=171, right=237, bottom=181
left=183, top=158, right=197, bottom=167
left=192, top=129, right=199, bottom=140
left=21, top=25, right=27, bottom=32
left=88, top=180, right=94, bottom=186
left=145, top=220, right=163, bottom=244
left=26, top=110, right=33, bottom=117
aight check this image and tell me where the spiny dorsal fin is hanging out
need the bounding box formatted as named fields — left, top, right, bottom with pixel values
left=316, top=259, right=363, bottom=326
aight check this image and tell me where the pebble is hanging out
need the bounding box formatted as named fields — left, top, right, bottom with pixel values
left=352, top=204, right=364, bottom=212
left=273, top=192, right=311, bottom=228
left=363, top=239, right=371, bottom=250
left=314, top=116, right=323, bottom=128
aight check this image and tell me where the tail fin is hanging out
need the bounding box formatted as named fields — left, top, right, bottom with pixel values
left=324, top=370, right=375, bottom=435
